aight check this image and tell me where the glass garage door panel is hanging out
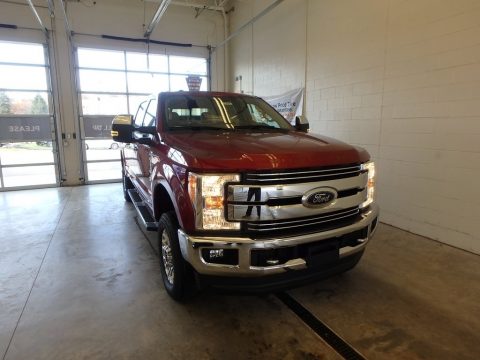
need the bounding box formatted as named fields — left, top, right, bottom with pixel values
left=169, top=56, right=207, bottom=75
left=80, top=115, right=123, bottom=182
left=81, top=94, right=128, bottom=115
left=0, top=42, right=46, bottom=64
left=85, top=139, right=122, bottom=161
left=77, top=48, right=125, bottom=70
left=1, top=91, right=50, bottom=115
left=0, top=41, right=58, bottom=190
left=2, top=165, right=56, bottom=187
left=78, top=69, right=126, bottom=93
left=86, top=161, right=121, bottom=181
left=0, top=65, right=48, bottom=90
left=127, top=73, right=169, bottom=94
left=126, top=52, right=168, bottom=72
left=0, top=142, right=54, bottom=165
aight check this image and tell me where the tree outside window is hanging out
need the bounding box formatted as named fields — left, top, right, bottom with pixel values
left=31, top=94, right=48, bottom=114
left=0, top=91, right=11, bottom=114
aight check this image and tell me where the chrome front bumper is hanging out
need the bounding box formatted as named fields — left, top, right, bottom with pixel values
left=178, top=204, right=379, bottom=277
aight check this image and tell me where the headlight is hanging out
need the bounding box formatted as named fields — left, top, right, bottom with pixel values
left=188, top=173, right=240, bottom=230
left=360, top=161, right=375, bottom=208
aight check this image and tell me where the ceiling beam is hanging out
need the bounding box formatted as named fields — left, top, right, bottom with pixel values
left=144, top=0, right=173, bottom=38
left=146, top=1, right=224, bottom=12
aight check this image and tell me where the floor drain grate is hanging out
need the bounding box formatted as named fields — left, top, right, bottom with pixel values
left=276, top=292, right=367, bottom=360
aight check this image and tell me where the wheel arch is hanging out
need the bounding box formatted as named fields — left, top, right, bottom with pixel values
left=153, top=183, right=176, bottom=222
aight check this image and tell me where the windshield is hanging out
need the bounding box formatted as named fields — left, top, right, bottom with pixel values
left=164, top=94, right=292, bottom=131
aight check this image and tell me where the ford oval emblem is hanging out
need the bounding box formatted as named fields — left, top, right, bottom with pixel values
left=302, top=188, right=337, bottom=208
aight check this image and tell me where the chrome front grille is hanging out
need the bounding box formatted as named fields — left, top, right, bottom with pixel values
left=227, top=164, right=367, bottom=237
left=227, top=175, right=367, bottom=222
left=244, top=164, right=362, bottom=184
left=246, top=207, right=360, bottom=236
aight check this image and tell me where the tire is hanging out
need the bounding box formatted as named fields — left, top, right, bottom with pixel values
left=158, top=211, right=195, bottom=301
left=111, top=142, right=119, bottom=150
left=122, top=169, right=133, bottom=202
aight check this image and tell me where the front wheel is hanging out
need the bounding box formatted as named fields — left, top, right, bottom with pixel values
left=158, top=212, right=195, bottom=301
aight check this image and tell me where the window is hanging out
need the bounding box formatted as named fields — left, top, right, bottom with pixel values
left=143, top=99, right=158, bottom=127
left=135, top=101, right=148, bottom=127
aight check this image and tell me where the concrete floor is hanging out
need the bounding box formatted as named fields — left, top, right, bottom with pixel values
left=0, top=184, right=479, bottom=360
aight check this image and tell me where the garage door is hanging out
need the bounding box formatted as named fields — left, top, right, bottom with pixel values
left=75, top=47, right=208, bottom=183
left=0, top=40, right=59, bottom=190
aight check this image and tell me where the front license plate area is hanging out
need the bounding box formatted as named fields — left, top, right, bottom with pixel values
left=306, top=242, right=339, bottom=268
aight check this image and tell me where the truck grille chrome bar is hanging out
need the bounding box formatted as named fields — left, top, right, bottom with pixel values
left=245, top=164, right=362, bottom=184
left=246, top=207, right=360, bottom=234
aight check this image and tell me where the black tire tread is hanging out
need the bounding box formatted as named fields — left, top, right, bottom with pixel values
left=158, top=211, right=195, bottom=301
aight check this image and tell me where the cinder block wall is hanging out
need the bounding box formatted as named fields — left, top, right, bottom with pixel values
left=229, top=0, right=307, bottom=96
left=229, top=0, right=480, bottom=254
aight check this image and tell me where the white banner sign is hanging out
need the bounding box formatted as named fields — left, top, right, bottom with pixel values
left=262, top=88, right=304, bottom=124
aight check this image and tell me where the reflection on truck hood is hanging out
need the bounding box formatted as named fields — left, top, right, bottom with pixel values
left=163, top=131, right=369, bottom=170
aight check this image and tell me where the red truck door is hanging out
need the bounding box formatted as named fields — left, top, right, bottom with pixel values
left=125, top=100, right=151, bottom=201
left=134, top=99, right=158, bottom=201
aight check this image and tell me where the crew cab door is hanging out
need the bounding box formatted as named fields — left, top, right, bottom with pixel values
left=124, top=99, right=157, bottom=199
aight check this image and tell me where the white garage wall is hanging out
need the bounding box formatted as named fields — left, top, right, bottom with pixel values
left=0, top=0, right=226, bottom=186
left=229, top=0, right=306, bottom=96
left=228, top=0, right=480, bottom=254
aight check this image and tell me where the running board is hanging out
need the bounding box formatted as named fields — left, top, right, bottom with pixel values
left=128, top=189, right=158, bottom=231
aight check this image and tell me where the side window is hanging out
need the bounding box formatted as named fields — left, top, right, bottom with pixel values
left=143, top=99, right=158, bottom=127
left=134, top=101, right=148, bottom=127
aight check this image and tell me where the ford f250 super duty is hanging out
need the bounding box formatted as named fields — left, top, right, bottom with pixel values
left=111, top=91, right=379, bottom=300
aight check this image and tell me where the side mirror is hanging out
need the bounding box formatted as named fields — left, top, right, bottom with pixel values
left=133, top=131, right=155, bottom=146
left=295, top=115, right=310, bottom=132
left=111, top=115, right=134, bottom=143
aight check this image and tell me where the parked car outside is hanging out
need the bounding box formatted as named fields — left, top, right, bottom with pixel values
left=85, top=139, right=121, bottom=150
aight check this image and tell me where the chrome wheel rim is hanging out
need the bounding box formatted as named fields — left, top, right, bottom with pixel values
left=161, top=231, right=175, bottom=284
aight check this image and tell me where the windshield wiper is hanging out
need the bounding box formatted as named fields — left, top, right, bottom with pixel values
left=170, top=126, right=231, bottom=131
left=234, top=124, right=285, bottom=131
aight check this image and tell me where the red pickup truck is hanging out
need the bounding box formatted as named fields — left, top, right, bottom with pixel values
left=112, top=91, right=378, bottom=300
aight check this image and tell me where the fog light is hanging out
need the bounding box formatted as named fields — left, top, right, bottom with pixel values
left=209, top=249, right=223, bottom=259
left=201, top=248, right=238, bottom=265
left=266, top=259, right=280, bottom=265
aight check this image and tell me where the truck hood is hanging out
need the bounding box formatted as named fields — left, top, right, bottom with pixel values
left=163, top=131, right=369, bottom=170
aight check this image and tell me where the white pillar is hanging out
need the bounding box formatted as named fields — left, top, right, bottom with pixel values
left=50, top=0, right=82, bottom=186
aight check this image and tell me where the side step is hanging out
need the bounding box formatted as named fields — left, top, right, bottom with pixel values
left=128, top=189, right=158, bottom=231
